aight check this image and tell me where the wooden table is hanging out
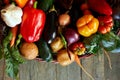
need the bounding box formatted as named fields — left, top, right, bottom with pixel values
left=0, top=53, right=120, bottom=80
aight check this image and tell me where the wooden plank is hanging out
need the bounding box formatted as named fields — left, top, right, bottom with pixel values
left=19, top=60, right=56, bottom=80
left=19, top=60, right=31, bottom=80
left=0, top=59, right=12, bottom=80
left=81, top=54, right=105, bottom=80
left=44, top=62, right=56, bottom=80
left=81, top=56, right=94, bottom=80
left=67, top=62, right=82, bottom=80
left=0, top=53, right=120, bottom=80
left=29, top=61, right=47, bottom=80
left=104, top=53, right=120, bottom=80
left=56, top=64, right=68, bottom=80
left=93, top=54, right=105, bottom=80
left=0, top=59, right=4, bottom=80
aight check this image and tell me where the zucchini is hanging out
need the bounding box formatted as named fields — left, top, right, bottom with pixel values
left=36, top=39, right=53, bottom=62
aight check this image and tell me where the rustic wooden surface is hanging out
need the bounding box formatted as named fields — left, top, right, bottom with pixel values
left=0, top=53, right=120, bottom=80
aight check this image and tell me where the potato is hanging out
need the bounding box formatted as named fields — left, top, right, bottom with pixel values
left=57, top=49, right=75, bottom=66
left=20, top=42, right=38, bottom=60
left=50, top=37, right=64, bottom=53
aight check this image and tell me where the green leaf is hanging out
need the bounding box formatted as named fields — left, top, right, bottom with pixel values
left=3, top=31, right=12, bottom=47
left=9, top=46, right=25, bottom=63
left=5, top=57, right=19, bottom=78
left=15, top=34, right=22, bottom=47
left=101, top=32, right=120, bottom=53
left=83, top=33, right=102, bottom=54
left=4, top=45, right=25, bottom=78
left=2, top=31, right=25, bottom=79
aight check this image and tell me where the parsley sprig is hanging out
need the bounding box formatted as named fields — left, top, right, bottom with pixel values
left=1, top=31, right=25, bottom=79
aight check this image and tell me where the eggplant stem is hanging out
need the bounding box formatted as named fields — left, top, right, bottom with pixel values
left=104, top=49, right=112, bottom=69
left=75, top=55, right=94, bottom=80
left=49, top=5, right=57, bottom=13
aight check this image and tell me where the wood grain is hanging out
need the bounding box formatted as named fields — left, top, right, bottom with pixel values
left=104, top=53, right=120, bottom=80
left=67, top=62, right=81, bottom=80
left=0, top=53, right=120, bottom=80
left=81, top=56, right=95, bottom=80
left=56, top=64, right=68, bottom=80
left=0, top=59, right=12, bottom=80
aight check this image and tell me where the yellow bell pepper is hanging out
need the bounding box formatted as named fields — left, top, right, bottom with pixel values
left=76, top=14, right=99, bottom=37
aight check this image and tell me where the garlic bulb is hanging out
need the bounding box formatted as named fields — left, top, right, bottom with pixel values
left=1, top=4, right=23, bottom=27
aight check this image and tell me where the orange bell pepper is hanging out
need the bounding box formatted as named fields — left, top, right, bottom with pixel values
left=76, top=14, right=99, bottom=37
left=15, top=0, right=28, bottom=8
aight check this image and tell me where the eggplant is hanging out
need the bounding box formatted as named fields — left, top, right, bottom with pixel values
left=36, top=39, right=53, bottom=62
left=112, top=20, right=120, bottom=34
left=43, top=6, right=58, bottom=44
left=107, top=0, right=120, bottom=20
left=112, top=6, right=120, bottom=20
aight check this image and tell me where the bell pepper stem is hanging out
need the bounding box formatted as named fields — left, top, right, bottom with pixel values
left=33, top=1, right=38, bottom=8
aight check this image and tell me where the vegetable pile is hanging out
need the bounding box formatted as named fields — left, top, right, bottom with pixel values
left=0, top=0, right=120, bottom=79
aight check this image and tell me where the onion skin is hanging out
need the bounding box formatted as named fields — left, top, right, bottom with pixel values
left=58, top=14, right=70, bottom=26
left=57, top=49, right=75, bottom=66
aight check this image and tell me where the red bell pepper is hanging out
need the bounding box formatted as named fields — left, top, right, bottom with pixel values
left=69, top=42, right=86, bottom=55
left=3, top=0, right=10, bottom=4
left=20, top=0, right=46, bottom=42
left=87, top=0, right=112, bottom=15
left=98, top=15, right=113, bottom=34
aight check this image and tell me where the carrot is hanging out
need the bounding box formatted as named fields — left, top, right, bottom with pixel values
left=10, top=26, right=18, bottom=47
left=75, top=55, right=94, bottom=80
left=15, top=0, right=28, bottom=8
